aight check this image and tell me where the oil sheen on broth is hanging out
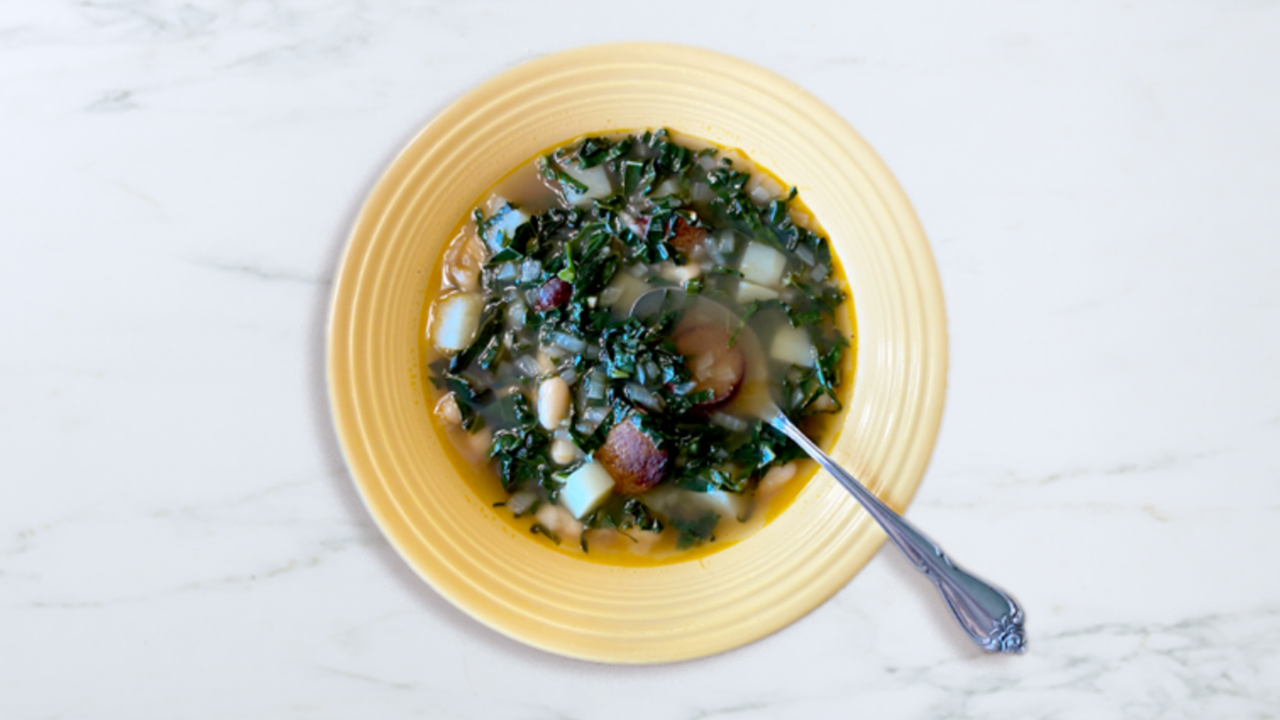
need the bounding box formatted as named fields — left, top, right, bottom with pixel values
left=421, top=129, right=854, bottom=565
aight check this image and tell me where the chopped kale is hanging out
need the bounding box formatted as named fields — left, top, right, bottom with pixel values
left=426, top=128, right=852, bottom=555
left=671, top=512, right=719, bottom=549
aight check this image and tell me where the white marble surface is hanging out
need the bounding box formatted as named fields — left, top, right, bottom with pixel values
left=3, top=1, right=1279, bottom=717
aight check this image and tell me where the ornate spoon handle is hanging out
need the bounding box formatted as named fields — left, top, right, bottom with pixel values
left=770, top=414, right=1026, bottom=653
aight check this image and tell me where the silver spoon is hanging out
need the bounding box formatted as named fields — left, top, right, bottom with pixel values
left=632, top=287, right=1026, bottom=654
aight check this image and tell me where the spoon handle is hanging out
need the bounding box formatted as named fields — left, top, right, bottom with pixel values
left=769, top=414, right=1026, bottom=654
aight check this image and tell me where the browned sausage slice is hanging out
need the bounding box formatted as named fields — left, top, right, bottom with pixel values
left=669, top=217, right=708, bottom=259
left=532, top=276, right=572, bottom=312
left=594, top=419, right=668, bottom=495
left=674, top=323, right=745, bottom=408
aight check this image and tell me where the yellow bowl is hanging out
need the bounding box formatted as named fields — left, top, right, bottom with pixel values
left=328, top=43, right=947, bottom=663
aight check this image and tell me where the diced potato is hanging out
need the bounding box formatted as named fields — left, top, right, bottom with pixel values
left=562, top=163, right=613, bottom=206
left=478, top=199, right=528, bottom=253
left=770, top=325, right=816, bottom=367
left=431, top=292, right=483, bottom=353
left=735, top=279, right=781, bottom=304
left=604, top=271, right=652, bottom=316
left=559, top=460, right=616, bottom=519
left=739, top=241, right=787, bottom=287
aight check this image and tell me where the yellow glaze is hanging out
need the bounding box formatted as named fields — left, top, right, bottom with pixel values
left=328, top=43, right=947, bottom=664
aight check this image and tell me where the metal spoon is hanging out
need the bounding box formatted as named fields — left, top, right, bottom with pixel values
left=632, top=287, right=1026, bottom=654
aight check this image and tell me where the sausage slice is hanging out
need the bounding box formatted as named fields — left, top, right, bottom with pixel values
left=669, top=217, right=708, bottom=259
left=674, top=323, right=746, bottom=408
left=594, top=418, right=668, bottom=495
left=532, top=277, right=572, bottom=312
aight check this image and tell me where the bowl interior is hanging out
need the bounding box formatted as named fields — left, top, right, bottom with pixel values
left=328, top=43, right=947, bottom=663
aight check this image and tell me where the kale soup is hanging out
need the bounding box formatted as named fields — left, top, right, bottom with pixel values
left=421, top=129, right=854, bottom=564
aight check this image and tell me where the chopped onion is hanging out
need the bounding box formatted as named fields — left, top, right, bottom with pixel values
left=811, top=264, right=830, bottom=282
left=584, top=369, right=607, bottom=400
left=652, top=178, right=680, bottom=198
left=515, top=355, right=543, bottom=379
left=640, top=360, right=661, bottom=385
left=790, top=387, right=807, bottom=409
left=583, top=405, right=609, bottom=424
left=548, top=331, right=586, bottom=354
left=559, top=367, right=579, bottom=386
left=794, top=245, right=815, bottom=267
left=562, top=163, right=613, bottom=206
left=505, top=297, right=527, bottom=330
left=520, top=258, right=543, bottom=283
left=719, top=150, right=754, bottom=174
left=506, top=489, right=538, bottom=517
left=735, top=279, right=781, bottom=304
left=625, top=383, right=665, bottom=412
left=710, top=412, right=750, bottom=433
left=495, top=262, right=519, bottom=281
left=713, top=229, right=737, bottom=255
left=746, top=173, right=783, bottom=203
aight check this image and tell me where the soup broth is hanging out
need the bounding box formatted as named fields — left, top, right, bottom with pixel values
left=421, top=129, right=854, bottom=565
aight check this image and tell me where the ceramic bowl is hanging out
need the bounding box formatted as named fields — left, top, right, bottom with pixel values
left=328, top=42, right=947, bottom=663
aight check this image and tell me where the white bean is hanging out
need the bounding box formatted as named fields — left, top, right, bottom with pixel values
left=759, top=462, right=798, bottom=494
left=435, top=392, right=462, bottom=426
left=550, top=438, right=580, bottom=466
left=444, top=233, right=486, bottom=293
left=467, top=427, right=492, bottom=458
left=537, top=376, right=571, bottom=430
left=535, top=502, right=583, bottom=538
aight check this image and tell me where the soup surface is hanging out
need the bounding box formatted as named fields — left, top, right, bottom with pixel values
left=422, top=129, right=854, bottom=564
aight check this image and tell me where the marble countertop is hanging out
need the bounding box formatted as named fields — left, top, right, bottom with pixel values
left=4, top=1, right=1278, bottom=717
